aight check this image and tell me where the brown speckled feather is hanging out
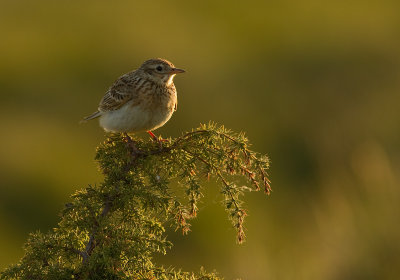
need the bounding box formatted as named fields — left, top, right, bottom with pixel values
left=98, top=71, right=140, bottom=112
left=174, top=94, right=177, bottom=111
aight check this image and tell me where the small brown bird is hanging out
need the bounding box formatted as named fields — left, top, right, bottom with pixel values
left=82, top=58, right=185, bottom=139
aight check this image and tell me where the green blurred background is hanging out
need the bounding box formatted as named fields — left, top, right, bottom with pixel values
left=1, top=0, right=400, bottom=279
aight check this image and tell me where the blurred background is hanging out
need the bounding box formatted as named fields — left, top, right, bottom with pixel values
left=1, top=0, right=400, bottom=279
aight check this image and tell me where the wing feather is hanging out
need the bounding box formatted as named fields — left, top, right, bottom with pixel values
left=98, top=71, right=138, bottom=112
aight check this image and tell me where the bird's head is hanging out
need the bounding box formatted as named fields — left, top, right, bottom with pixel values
left=139, top=58, right=185, bottom=86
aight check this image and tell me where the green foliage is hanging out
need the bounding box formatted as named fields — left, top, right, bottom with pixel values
left=1, top=123, right=270, bottom=280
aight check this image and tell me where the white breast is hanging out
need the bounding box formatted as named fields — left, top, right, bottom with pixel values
left=99, top=95, right=175, bottom=133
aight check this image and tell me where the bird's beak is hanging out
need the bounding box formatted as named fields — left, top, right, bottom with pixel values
left=170, top=68, right=185, bottom=74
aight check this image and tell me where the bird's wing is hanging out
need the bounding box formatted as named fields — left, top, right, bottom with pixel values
left=98, top=72, right=138, bottom=112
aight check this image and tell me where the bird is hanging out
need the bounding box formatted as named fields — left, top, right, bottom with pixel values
left=82, top=58, right=185, bottom=140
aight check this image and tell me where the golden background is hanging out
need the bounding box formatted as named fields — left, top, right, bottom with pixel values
left=1, top=0, right=399, bottom=279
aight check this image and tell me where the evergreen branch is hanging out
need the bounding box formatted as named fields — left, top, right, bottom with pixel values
left=0, top=123, right=271, bottom=280
left=180, top=148, right=247, bottom=243
left=81, top=199, right=112, bottom=264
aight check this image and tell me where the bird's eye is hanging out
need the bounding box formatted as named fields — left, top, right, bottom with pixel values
left=156, top=66, right=162, bottom=71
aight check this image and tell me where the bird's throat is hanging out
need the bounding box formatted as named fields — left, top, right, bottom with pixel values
left=166, top=74, right=176, bottom=87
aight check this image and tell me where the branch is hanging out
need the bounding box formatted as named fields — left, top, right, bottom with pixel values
left=1, top=123, right=270, bottom=280
left=81, top=199, right=112, bottom=264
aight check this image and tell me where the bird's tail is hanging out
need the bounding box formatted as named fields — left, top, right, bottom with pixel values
left=80, top=111, right=102, bottom=123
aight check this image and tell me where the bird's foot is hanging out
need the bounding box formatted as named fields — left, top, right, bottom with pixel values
left=147, top=131, right=168, bottom=151
left=123, top=133, right=144, bottom=158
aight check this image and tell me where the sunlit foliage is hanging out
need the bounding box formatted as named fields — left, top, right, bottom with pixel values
left=1, top=124, right=270, bottom=279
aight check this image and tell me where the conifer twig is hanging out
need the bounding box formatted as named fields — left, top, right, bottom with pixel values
left=1, top=123, right=270, bottom=280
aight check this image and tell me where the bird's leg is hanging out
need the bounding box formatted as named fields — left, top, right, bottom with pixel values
left=147, top=131, right=158, bottom=141
left=123, top=133, right=142, bottom=157
left=147, top=131, right=169, bottom=142
left=147, top=131, right=168, bottom=151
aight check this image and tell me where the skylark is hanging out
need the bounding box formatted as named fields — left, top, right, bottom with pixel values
left=82, top=58, right=185, bottom=139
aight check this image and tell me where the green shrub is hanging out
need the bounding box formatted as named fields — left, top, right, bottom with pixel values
left=1, top=123, right=270, bottom=280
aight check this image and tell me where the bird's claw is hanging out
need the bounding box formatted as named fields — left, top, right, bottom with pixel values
left=123, top=133, right=144, bottom=158
left=147, top=131, right=169, bottom=150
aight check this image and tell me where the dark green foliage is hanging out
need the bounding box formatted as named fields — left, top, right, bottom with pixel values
left=1, top=123, right=270, bottom=280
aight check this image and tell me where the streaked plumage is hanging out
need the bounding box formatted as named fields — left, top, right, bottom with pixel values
left=82, top=58, right=185, bottom=133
